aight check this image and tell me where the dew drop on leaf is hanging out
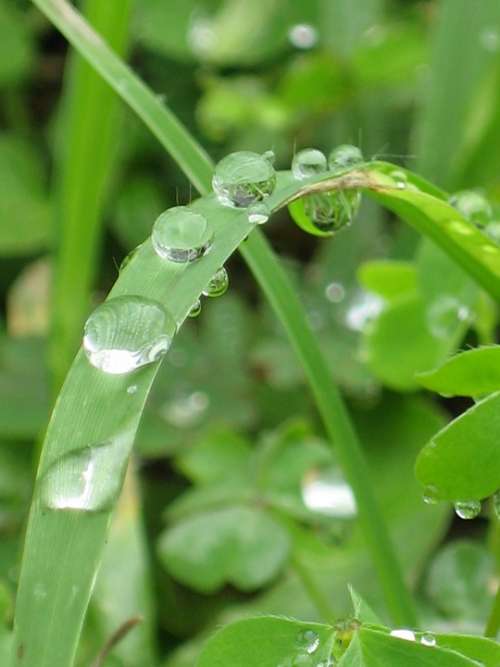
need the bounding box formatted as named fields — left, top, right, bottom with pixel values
left=296, top=630, right=320, bottom=655
left=391, top=169, right=408, bottom=190
left=152, top=206, right=213, bottom=263
left=40, top=441, right=126, bottom=513
left=83, top=296, right=176, bottom=374
left=212, top=151, right=276, bottom=208
left=188, top=299, right=202, bottom=318
left=454, top=500, right=482, bottom=520
left=304, top=191, right=360, bottom=235
left=126, top=384, right=138, bottom=395
left=328, top=144, right=364, bottom=171
left=422, top=485, right=439, bottom=505
left=449, top=190, right=492, bottom=229
left=202, top=267, right=229, bottom=298
left=420, top=632, right=437, bottom=647
left=292, top=148, right=327, bottom=180
left=390, top=629, right=416, bottom=642
left=248, top=201, right=270, bottom=225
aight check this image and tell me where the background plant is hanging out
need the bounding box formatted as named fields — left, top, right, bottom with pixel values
left=1, top=1, right=500, bottom=666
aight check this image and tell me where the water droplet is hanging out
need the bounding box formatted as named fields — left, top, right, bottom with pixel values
left=162, top=391, right=210, bottom=428
left=420, top=632, right=437, bottom=647
left=83, top=296, right=176, bottom=375
left=292, top=148, right=327, bottom=180
left=188, top=299, right=202, bottom=318
left=454, top=500, right=482, bottom=520
left=449, top=191, right=492, bottom=229
left=40, top=441, right=126, bottom=512
left=304, top=190, right=361, bottom=234
left=345, top=291, right=383, bottom=331
left=202, top=267, right=229, bottom=297
left=423, top=485, right=439, bottom=505
left=296, top=630, right=320, bottom=655
left=391, top=170, right=408, bottom=190
left=212, top=151, right=276, bottom=208
left=493, top=491, right=500, bottom=520
left=248, top=201, right=270, bottom=225
left=390, top=629, right=416, bottom=642
left=328, top=145, right=364, bottom=171
left=152, top=206, right=213, bottom=263
left=288, top=23, right=318, bottom=49
left=481, top=27, right=500, bottom=52
left=427, top=296, right=472, bottom=339
left=188, top=13, right=215, bottom=57
left=126, top=384, right=138, bottom=395
left=302, top=468, right=357, bottom=519
left=325, top=282, right=345, bottom=303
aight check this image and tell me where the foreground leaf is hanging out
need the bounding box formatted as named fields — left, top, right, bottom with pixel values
left=418, top=346, right=500, bottom=396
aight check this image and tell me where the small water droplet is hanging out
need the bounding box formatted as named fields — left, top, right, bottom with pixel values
left=248, top=201, right=270, bottom=225
left=427, top=296, right=471, bottom=339
left=302, top=468, right=357, bottom=519
left=390, top=629, right=416, bottom=642
left=420, top=632, right=437, bottom=647
left=288, top=23, right=318, bottom=49
left=40, top=441, right=126, bottom=512
left=292, top=148, right=327, bottom=180
left=152, top=206, right=213, bottom=263
left=83, top=296, right=176, bottom=375
left=454, top=499, right=482, bottom=520
left=304, top=191, right=361, bottom=234
left=126, top=384, right=138, bottom=395
left=423, top=485, right=439, bottom=505
left=328, top=145, right=364, bottom=171
left=391, top=169, right=408, bottom=190
left=345, top=291, right=383, bottom=331
left=188, top=299, right=202, bottom=318
left=202, top=267, right=229, bottom=297
left=296, top=630, right=320, bottom=655
left=212, top=151, right=276, bottom=208
left=492, top=491, right=500, bottom=520
left=449, top=190, right=492, bottom=229
left=325, top=282, right=345, bottom=303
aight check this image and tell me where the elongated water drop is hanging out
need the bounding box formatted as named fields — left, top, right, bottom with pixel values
left=449, top=190, right=492, bottom=229
left=83, top=296, right=176, bottom=374
left=328, top=144, right=364, bottom=171
left=212, top=151, right=276, bottom=208
left=390, top=629, right=416, bottom=642
left=202, top=267, right=229, bottom=297
left=188, top=299, right=202, bottom=318
left=454, top=500, right=482, bottom=520
left=40, top=441, right=126, bottom=512
left=152, top=206, right=213, bottom=263
left=292, top=148, right=327, bottom=180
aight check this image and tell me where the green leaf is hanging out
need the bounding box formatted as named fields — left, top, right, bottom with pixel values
left=434, top=633, right=500, bottom=667
left=157, top=506, right=290, bottom=593
left=0, top=0, right=34, bottom=86
left=340, top=627, right=480, bottom=666
left=415, top=391, right=500, bottom=500
left=357, top=261, right=417, bottom=301
left=418, top=346, right=500, bottom=396
left=349, top=586, right=382, bottom=626
left=198, top=616, right=335, bottom=667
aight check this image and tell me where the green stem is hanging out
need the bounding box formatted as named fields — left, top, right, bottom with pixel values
left=485, top=584, right=500, bottom=639
left=30, top=0, right=417, bottom=626
left=292, top=556, right=337, bottom=625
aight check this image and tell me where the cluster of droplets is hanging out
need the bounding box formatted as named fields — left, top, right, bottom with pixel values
left=390, top=629, right=437, bottom=648
left=291, top=145, right=364, bottom=235
left=423, top=484, right=500, bottom=522
left=449, top=190, right=500, bottom=243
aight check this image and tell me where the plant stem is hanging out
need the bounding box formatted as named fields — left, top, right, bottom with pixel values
left=485, top=585, right=500, bottom=639
left=30, top=0, right=417, bottom=626
left=292, top=556, right=337, bottom=625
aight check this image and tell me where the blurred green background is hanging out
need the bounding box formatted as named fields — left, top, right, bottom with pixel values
left=1, top=0, right=500, bottom=665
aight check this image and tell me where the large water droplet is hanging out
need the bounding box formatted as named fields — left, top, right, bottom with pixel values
left=302, top=468, right=357, bottom=519
left=288, top=23, right=318, bottom=49
left=328, top=145, right=364, bottom=171
left=152, top=206, right=213, bottom=263
left=296, top=630, right=320, bottom=655
left=212, top=151, right=276, bottom=208
left=390, top=629, right=416, bottom=642
left=420, top=632, right=437, bottom=647
left=449, top=191, right=492, bottom=229
left=493, top=491, right=500, bottom=520
left=83, top=296, right=176, bottom=374
left=202, top=267, right=229, bottom=297
left=454, top=500, right=482, bottom=520
left=292, top=148, right=327, bottom=180
left=304, top=190, right=361, bottom=234
left=40, top=441, right=126, bottom=512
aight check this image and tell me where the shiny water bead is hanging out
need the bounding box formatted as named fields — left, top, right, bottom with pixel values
left=420, top=632, right=437, bottom=647
left=212, top=151, right=276, bottom=208
left=296, top=630, right=320, bottom=655
left=493, top=491, right=500, bottom=519
left=292, top=148, right=327, bottom=180
left=391, top=169, right=408, bottom=189
left=422, top=485, right=439, bottom=505
left=454, top=500, right=482, bottom=520
left=248, top=201, right=270, bottom=225
left=40, top=441, right=125, bottom=512
left=302, top=468, right=356, bottom=518
left=83, top=296, right=176, bottom=374
left=188, top=299, right=202, bottom=318
left=288, top=23, right=318, bottom=49
left=449, top=190, right=492, bottom=229
left=390, top=629, right=416, bottom=642
left=152, top=206, right=213, bottom=263
left=328, top=144, right=364, bottom=171
left=304, top=190, right=360, bottom=234
left=202, top=267, right=229, bottom=297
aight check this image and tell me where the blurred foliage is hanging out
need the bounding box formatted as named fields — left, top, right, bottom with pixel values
left=2, top=0, right=500, bottom=664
